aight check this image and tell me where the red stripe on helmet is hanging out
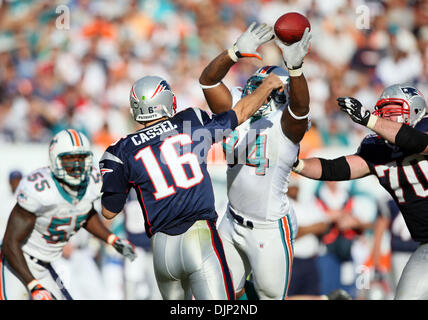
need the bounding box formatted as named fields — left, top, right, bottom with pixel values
left=131, top=86, right=139, bottom=101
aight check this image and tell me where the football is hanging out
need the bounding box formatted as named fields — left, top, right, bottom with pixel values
left=274, top=12, right=311, bottom=44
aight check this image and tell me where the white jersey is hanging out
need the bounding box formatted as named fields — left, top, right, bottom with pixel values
left=15, top=166, right=102, bottom=262
left=225, top=87, right=300, bottom=222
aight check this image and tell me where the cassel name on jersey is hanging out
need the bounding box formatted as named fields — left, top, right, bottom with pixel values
left=131, top=121, right=178, bottom=145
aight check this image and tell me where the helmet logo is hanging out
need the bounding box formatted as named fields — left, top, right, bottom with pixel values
left=401, top=87, right=419, bottom=99
left=151, top=80, right=171, bottom=99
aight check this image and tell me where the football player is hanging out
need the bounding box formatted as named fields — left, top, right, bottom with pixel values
left=0, top=129, right=136, bottom=300
left=293, top=84, right=428, bottom=299
left=198, top=22, right=311, bottom=299
left=99, top=71, right=284, bottom=300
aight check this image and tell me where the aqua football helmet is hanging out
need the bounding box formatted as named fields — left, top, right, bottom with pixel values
left=241, top=66, right=290, bottom=117
left=49, top=129, right=93, bottom=186
left=130, top=76, right=177, bottom=122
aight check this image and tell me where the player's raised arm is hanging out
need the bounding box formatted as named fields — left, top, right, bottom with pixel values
left=337, top=94, right=428, bottom=155
left=292, top=154, right=371, bottom=181
left=275, top=28, right=311, bottom=144
left=233, top=73, right=284, bottom=125
left=199, top=22, right=274, bottom=114
left=2, top=204, right=55, bottom=300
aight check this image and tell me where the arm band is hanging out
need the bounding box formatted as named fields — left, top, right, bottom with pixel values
left=199, top=81, right=222, bottom=89
left=395, top=124, right=428, bottom=154
left=320, top=156, right=351, bottom=181
left=101, top=192, right=127, bottom=214
left=288, top=105, right=310, bottom=120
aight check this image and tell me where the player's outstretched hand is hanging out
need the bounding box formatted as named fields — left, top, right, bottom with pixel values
left=337, top=97, right=372, bottom=127
left=30, top=283, right=55, bottom=300
left=275, top=27, right=311, bottom=70
left=112, top=237, right=137, bottom=261
left=230, top=22, right=275, bottom=61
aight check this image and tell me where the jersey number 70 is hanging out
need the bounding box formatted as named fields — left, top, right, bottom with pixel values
left=135, top=134, right=204, bottom=200
left=375, top=154, right=428, bottom=203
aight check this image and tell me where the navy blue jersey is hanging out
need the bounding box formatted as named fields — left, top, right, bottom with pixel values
left=99, top=108, right=238, bottom=237
left=356, top=116, right=428, bottom=243
left=385, top=199, right=419, bottom=253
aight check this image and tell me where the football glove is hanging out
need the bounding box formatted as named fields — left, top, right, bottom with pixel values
left=337, top=96, right=376, bottom=128
left=108, top=235, right=137, bottom=261
left=275, top=27, right=311, bottom=72
left=29, top=283, right=55, bottom=300
left=228, top=22, right=275, bottom=61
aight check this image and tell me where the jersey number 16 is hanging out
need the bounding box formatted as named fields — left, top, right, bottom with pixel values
left=135, top=134, right=204, bottom=200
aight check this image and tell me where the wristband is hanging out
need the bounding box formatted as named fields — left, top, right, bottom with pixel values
left=288, top=67, right=303, bottom=77
left=288, top=105, right=310, bottom=120
left=227, top=45, right=239, bottom=62
left=199, top=81, right=222, bottom=89
left=27, top=279, right=40, bottom=291
left=107, top=234, right=119, bottom=245
left=293, top=159, right=305, bottom=173
left=366, top=114, right=378, bottom=130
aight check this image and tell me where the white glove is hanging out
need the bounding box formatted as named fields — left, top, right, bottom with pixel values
left=228, top=22, right=274, bottom=61
left=108, top=234, right=137, bottom=261
left=275, top=27, right=311, bottom=73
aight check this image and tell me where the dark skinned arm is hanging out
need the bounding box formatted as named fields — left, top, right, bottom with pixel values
left=96, top=205, right=137, bottom=261
left=281, top=74, right=310, bottom=144
left=199, top=22, right=274, bottom=114
left=83, top=207, right=113, bottom=242
left=199, top=50, right=235, bottom=114
left=2, top=204, right=37, bottom=285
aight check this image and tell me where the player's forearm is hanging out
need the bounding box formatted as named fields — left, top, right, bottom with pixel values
left=233, top=80, right=278, bottom=125
left=293, top=158, right=322, bottom=179
left=84, top=209, right=112, bottom=242
left=288, top=74, right=310, bottom=117
left=2, top=241, right=35, bottom=284
left=371, top=116, right=406, bottom=145
left=294, top=155, right=370, bottom=180
left=2, top=204, right=38, bottom=285
left=370, top=116, right=428, bottom=154
left=199, top=50, right=235, bottom=85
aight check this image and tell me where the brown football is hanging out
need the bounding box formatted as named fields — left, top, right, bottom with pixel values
left=274, top=12, right=311, bottom=44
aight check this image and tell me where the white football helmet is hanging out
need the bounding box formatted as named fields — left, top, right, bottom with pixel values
left=49, top=129, right=93, bottom=186
left=241, top=65, right=290, bottom=117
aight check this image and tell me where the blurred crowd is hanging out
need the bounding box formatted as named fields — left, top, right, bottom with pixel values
left=0, top=0, right=427, bottom=300
left=0, top=0, right=426, bottom=152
